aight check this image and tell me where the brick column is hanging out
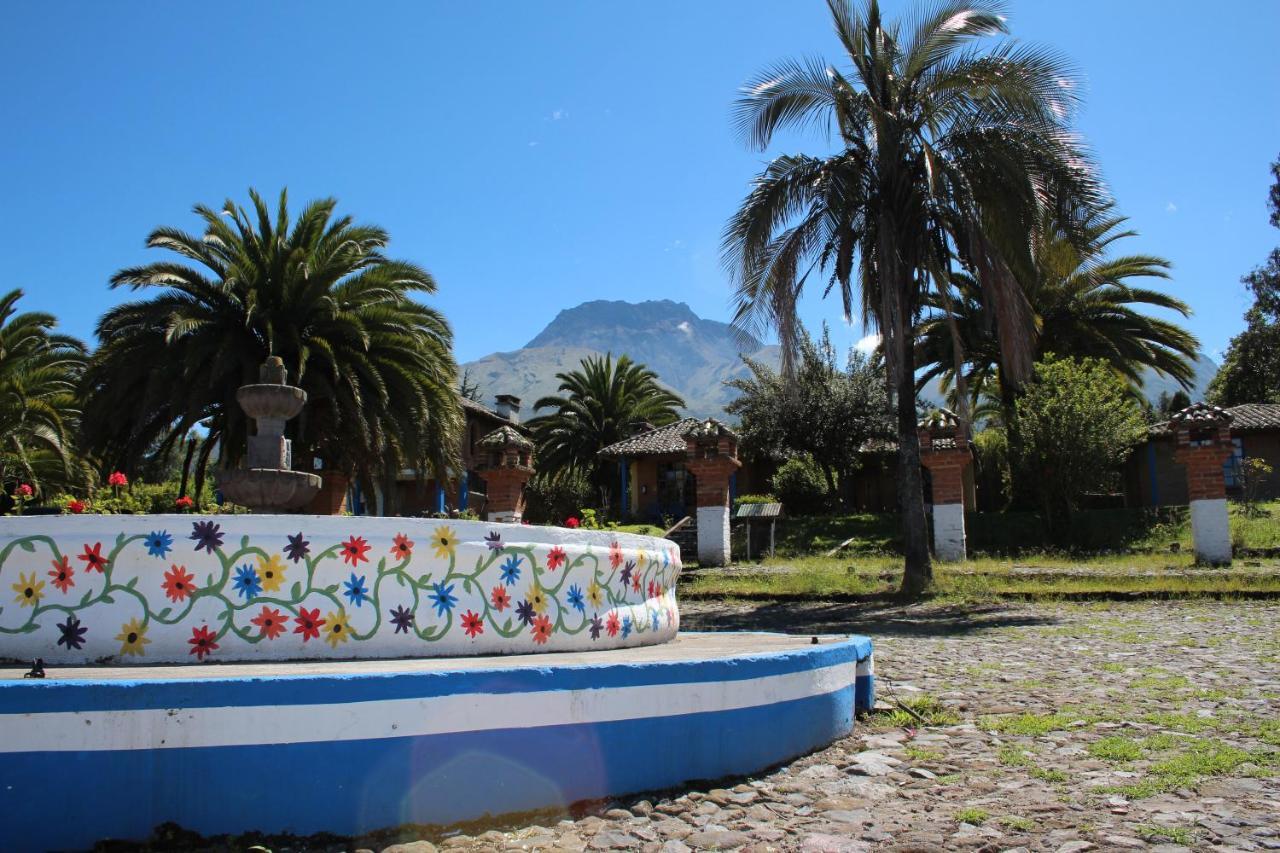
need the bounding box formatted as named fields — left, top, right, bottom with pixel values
left=475, top=426, right=535, bottom=524
left=919, top=417, right=972, bottom=561
left=683, top=419, right=741, bottom=567
left=307, top=471, right=349, bottom=515
left=1171, top=404, right=1235, bottom=565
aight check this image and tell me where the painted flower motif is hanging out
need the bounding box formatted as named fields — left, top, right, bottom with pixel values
left=251, top=606, right=287, bottom=640
left=432, top=526, right=458, bottom=559
left=343, top=572, right=370, bottom=607
left=606, top=612, right=621, bottom=637
left=619, top=561, right=634, bottom=590
left=116, top=617, right=150, bottom=656
left=284, top=531, right=310, bottom=563
left=565, top=516, right=580, bottom=529
left=324, top=611, right=351, bottom=648
left=391, top=533, right=414, bottom=560
left=567, top=584, right=585, bottom=613
left=667, top=608, right=675, bottom=627
left=462, top=610, right=484, bottom=638
left=341, top=535, right=371, bottom=567
left=144, top=530, right=173, bottom=559
left=484, top=530, right=503, bottom=552
left=294, top=607, right=325, bottom=642
left=499, top=555, right=522, bottom=586
left=190, top=520, right=224, bottom=554
left=107, top=470, right=128, bottom=487
left=663, top=549, right=672, bottom=569
left=188, top=625, right=219, bottom=660
left=161, top=564, right=197, bottom=603
left=531, top=614, right=553, bottom=645
left=609, top=542, right=623, bottom=569
left=48, top=556, right=74, bottom=593
left=248, top=554, right=284, bottom=593
left=78, top=542, right=108, bottom=573
left=57, top=615, right=87, bottom=650
left=632, top=570, right=641, bottom=593
left=389, top=604, right=415, bottom=634
left=546, top=547, right=567, bottom=571
left=647, top=580, right=658, bottom=599
left=621, top=616, right=633, bottom=639
left=515, top=598, right=535, bottom=626
left=12, top=571, right=44, bottom=607
left=526, top=584, right=548, bottom=615
left=587, top=580, right=604, bottom=608
left=589, top=614, right=604, bottom=640
left=650, top=608, right=661, bottom=631
left=66, top=498, right=86, bottom=514
left=430, top=581, right=457, bottom=617
left=490, top=585, right=511, bottom=612
left=232, top=564, right=263, bottom=600
left=637, top=548, right=648, bottom=567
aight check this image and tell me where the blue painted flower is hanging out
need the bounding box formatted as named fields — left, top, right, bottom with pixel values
left=389, top=604, right=415, bottom=634
left=567, top=584, right=585, bottom=613
left=484, top=530, right=503, bottom=552
left=189, top=520, right=224, bottom=554
left=650, top=608, right=661, bottom=631
left=663, top=550, right=670, bottom=569
left=515, top=598, right=535, bottom=626
left=232, top=564, right=262, bottom=600
left=144, top=530, right=173, bottom=559
left=57, top=615, right=87, bottom=650
left=500, top=555, right=522, bottom=586
left=343, top=572, right=369, bottom=607
left=621, top=616, right=633, bottom=639
left=588, top=614, right=603, bottom=640
left=430, top=582, right=457, bottom=617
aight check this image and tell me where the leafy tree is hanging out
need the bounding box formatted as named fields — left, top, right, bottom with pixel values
left=0, top=289, right=89, bottom=499
left=771, top=455, right=831, bottom=514
left=1012, top=356, right=1146, bottom=533
left=81, top=189, right=462, bottom=505
left=527, top=354, right=685, bottom=500
left=726, top=325, right=890, bottom=497
left=1209, top=155, right=1280, bottom=406
left=724, top=0, right=1099, bottom=593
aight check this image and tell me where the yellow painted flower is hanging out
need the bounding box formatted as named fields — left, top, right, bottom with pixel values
left=116, top=617, right=151, bottom=656
left=11, top=571, right=44, bottom=608
left=257, top=553, right=287, bottom=593
left=432, top=525, right=458, bottom=559
left=637, top=548, right=648, bottom=566
left=527, top=584, right=548, bottom=614
left=324, top=610, right=351, bottom=648
left=587, top=580, right=604, bottom=608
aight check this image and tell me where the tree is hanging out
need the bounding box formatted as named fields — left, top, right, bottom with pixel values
left=724, top=0, right=1098, bottom=593
left=1209, top=155, right=1280, bottom=406
left=726, top=325, right=890, bottom=497
left=81, top=189, right=462, bottom=506
left=1012, top=356, right=1145, bottom=533
left=0, top=289, right=89, bottom=498
left=527, top=354, right=685, bottom=500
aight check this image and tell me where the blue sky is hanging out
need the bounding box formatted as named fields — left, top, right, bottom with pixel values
left=3, top=1, right=1277, bottom=366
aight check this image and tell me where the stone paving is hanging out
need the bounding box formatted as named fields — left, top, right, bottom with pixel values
left=384, top=600, right=1280, bottom=853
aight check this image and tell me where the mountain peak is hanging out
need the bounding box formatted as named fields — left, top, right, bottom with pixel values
left=525, top=299, right=713, bottom=348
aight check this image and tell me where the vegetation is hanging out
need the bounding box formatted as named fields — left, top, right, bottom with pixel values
left=81, top=189, right=462, bottom=510
left=724, top=0, right=1099, bottom=594
left=770, top=455, right=833, bottom=514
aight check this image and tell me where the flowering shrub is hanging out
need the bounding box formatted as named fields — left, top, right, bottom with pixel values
left=107, top=471, right=129, bottom=488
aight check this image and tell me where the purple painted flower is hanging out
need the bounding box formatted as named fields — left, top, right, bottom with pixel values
left=620, top=561, right=634, bottom=590
left=484, top=530, right=503, bottom=552
left=589, top=614, right=603, bottom=640
left=389, top=605, right=415, bottom=634
left=189, top=520, right=224, bottom=554
left=284, top=531, right=310, bottom=563
left=515, top=598, right=535, bottom=626
left=57, top=615, right=87, bottom=650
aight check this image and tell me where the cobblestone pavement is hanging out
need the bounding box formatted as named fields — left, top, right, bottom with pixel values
left=380, top=600, right=1280, bottom=853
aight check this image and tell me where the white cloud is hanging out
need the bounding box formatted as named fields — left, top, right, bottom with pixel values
left=855, top=333, right=881, bottom=354
left=551, top=109, right=567, bottom=120
left=676, top=321, right=693, bottom=335
left=1165, top=201, right=1178, bottom=213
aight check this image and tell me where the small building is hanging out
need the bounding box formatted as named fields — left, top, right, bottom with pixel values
left=1125, top=403, right=1280, bottom=506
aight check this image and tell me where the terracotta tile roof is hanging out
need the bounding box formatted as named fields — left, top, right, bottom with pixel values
left=597, top=418, right=703, bottom=458
left=1148, top=403, right=1280, bottom=437
left=477, top=424, right=533, bottom=450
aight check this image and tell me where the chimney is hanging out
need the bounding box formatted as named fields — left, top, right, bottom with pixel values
left=494, top=394, right=521, bottom=423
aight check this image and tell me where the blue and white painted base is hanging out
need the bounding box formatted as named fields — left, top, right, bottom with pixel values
left=0, top=633, right=873, bottom=852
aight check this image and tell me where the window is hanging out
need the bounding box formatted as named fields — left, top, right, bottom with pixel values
left=1223, top=438, right=1244, bottom=488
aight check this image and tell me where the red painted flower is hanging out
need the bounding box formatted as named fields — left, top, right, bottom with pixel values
left=251, top=606, right=287, bottom=640
left=565, top=516, right=580, bottom=529
left=161, top=564, right=197, bottom=603
left=632, top=571, right=642, bottom=593
left=490, top=585, right=511, bottom=612
left=77, top=542, right=108, bottom=573
left=174, top=495, right=195, bottom=510
left=16, top=483, right=33, bottom=497
left=107, top=471, right=128, bottom=487
left=390, top=533, right=414, bottom=560
left=66, top=498, right=86, bottom=514
left=48, top=556, right=74, bottom=593
left=294, top=607, right=325, bottom=642
left=609, top=542, right=623, bottom=569
left=647, top=580, right=658, bottom=599
left=188, top=625, right=219, bottom=660
left=606, top=612, right=621, bottom=637
left=546, top=546, right=567, bottom=571
left=531, top=614, right=553, bottom=645
left=462, top=610, right=484, bottom=638
left=341, top=535, right=371, bottom=566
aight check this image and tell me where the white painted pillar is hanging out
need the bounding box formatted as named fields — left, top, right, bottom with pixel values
left=696, top=505, right=730, bottom=567
left=1190, top=499, right=1231, bottom=565
left=932, top=502, right=966, bottom=562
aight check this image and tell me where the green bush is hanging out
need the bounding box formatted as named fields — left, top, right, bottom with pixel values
left=771, top=456, right=830, bottom=514
left=734, top=493, right=779, bottom=505
left=523, top=471, right=594, bottom=525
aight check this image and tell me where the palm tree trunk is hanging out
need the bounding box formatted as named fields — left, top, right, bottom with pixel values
left=178, top=435, right=197, bottom=499
left=895, top=326, right=933, bottom=595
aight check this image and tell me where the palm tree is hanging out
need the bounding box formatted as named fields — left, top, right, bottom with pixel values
left=724, top=0, right=1099, bottom=593
left=527, top=354, right=685, bottom=500
left=916, top=204, right=1199, bottom=424
left=0, top=289, right=89, bottom=497
left=81, top=189, right=462, bottom=504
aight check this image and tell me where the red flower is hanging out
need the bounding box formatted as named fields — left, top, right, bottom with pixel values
left=251, top=606, right=287, bottom=640
left=16, top=483, right=32, bottom=497
left=48, top=556, right=74, bottom=593
left=606, top=612, right=620, bottom=637
left=188, top=625, right=219, bottom=660
left=565, top=517, right=580, bottom=529
left=609, top=542, right=623, bottom=569
left=390, top=533, right=414, bottom=560
left=546, top=546, right=567, bottom=571
left=78, top=542, right=108, bottom=573
left=462, top=610, right=484, bottom=638
left=174, top=495, right=195, bottom=510
left=294, top=607, right=325, bottom=642
left=108, top=471, right=128, bottom=487
left=66, top=499, right=86, bottom=514
left=490, top=585, right=511, bottom=611
left=632, top=571, right=641, bottom=592
left=531, top=614, right=553, bottom=644
left=341, top=535, right=371, bottom=566
left=161, top=564, right=197, bottom=603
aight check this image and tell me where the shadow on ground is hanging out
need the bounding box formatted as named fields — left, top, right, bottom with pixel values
left=680, top=599, right=1059, bottom=638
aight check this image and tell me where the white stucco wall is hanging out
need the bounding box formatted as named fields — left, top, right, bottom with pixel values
left=696, top=505, right=730, bottom=567
left=0, top=515, right=681, bottom=664
left=932, top=502, right=966, bottom=562
left=1189, top=498, right=1232, bottom=565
